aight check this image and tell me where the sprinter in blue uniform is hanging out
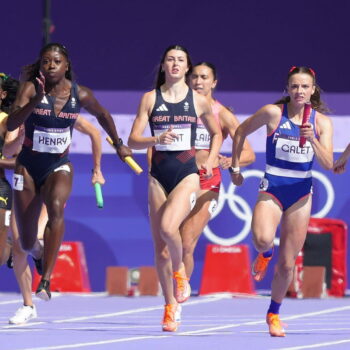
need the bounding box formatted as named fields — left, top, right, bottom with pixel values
left=7, top=43, right=132, bottom=301
left=128, top=45, right=222, bottom=332
left=231, top=67, right=333, bottom=337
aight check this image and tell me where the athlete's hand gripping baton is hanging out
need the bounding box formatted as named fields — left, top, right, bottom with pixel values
left=299, top=102, right=312, bottom=148
left=106, top=136, right=143, bottom=174
left=94, top=183, right=104, bottom=208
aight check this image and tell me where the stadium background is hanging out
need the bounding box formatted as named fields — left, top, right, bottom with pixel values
left=1, top=0, right=349, bottom=293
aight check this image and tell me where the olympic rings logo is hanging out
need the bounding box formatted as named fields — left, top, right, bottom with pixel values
left=203, top=169, right=335, bottom=246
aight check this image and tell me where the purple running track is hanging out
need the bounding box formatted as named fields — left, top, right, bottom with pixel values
left=1, top=293, right=350, bottom=350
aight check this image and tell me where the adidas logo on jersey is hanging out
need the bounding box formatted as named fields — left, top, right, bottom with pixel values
left=41, top=96, right=49, bottom=104
left=156, top=104, right=168, bottom=112
left=280, top=121, right=291, bottom=130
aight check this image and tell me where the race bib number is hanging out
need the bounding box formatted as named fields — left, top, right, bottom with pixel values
left=13, top=174, right=24, bottom=191
left=154, top=124, right=191, bottom=151
left=195, top=124, right=211, bottom=149
left=275, top=135, right=314, bottom=163
left=33, top=126, right=71, bottom=153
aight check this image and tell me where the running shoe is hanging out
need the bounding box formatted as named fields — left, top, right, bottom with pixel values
left=35, top=279, right=51, bottom=301
left=9, top=305, right=37, bottom=325
left=173, top=268, right=191, bottom=303
left=251, top=252, right=273, bottom=282
left=162, top=304, right=179, bottom=332
left=266, top=312, right=286, bottom=337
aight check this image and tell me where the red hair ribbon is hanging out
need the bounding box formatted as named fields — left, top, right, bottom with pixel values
left=308, top=68, right=316, bottom=77
left=289, top=66, right=297, bottom=73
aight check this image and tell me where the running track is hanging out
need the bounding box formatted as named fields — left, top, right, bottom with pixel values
left=1, top=293, right=350, bottom=350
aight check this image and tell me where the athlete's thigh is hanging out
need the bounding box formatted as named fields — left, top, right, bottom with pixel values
left=162, top=173, right=199, bottom=231
left=41, top=163, right=74, bottom=208
left=279, top=195, right=312, bottom=260
left=148, top=174, right=168, bottom=251
left=181, top=189, right=218, bottom=241
left=252, top=193, right=283, bottom=242
left=13, top=163, right=42, bottom=237
left=0, top=209, right=9, bottom=262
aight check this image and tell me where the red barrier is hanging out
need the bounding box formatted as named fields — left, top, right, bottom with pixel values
left=32, top=241, right=91, bottom=293
left=199, top=244, right=255, bottom=295
left=287, top=218, right=347, bottom=297
left=307, top=218, right=347, bottom=296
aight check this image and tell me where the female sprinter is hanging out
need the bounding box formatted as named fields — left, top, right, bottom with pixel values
left=7, top=43, right=132, bottom=300
left=180, top=62, right=255, bottom=278
left=5, top=115, right=104, bottom=324
left=231, top=66, right=333, bottom=337
left=0, top=73, right=19, bottom=266
left=128, top=45, right=222, bottom=331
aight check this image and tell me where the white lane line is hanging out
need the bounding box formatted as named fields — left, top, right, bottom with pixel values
left=53, top=296, right=227, bottom=323
left=274, top=339, right=350, bottom=350
left=18, top=335, right=171, bottom=350
left=0, top=295, right=228, bottom=330
left=0, top=299, right=25, bottom=305
left=13, top=304, right=350, bottom=350
left=177, top=305, right=350, bottom=336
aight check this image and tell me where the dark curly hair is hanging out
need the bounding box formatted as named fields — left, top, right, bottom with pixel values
left=0, top=74, right=19, bottom=114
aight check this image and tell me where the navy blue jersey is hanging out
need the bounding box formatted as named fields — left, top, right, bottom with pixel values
left=17, top=81, right=80, bottom=188
left=23, top=82, right=80, bottom=153
left=149, top=88, right=197, bottom=150
left=149, top=88, right=199, bottom=194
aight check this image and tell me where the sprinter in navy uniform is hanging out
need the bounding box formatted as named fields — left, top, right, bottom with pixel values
left=128, top=45, right=222, bottom=332
left=7, top=43, right=132, bottom=301
left=231, top=67, right=333, bottom=337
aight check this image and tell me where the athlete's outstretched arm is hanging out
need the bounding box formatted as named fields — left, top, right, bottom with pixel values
left=301, top=112, right=333, bottom=170
left=219, top=107, right=255, bottom=168
left=77, top=85, right=132, bottom=161
left=231, top=104, right=280, bottom=185
left=7, top=81, right=43, bottom=131
left=334, top=142, right=350, bottom=174
left=74, top=116, right=105, bottom=185
left=194, top=92, right=222, bottom=177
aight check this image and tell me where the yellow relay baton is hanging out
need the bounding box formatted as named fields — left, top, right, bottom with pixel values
left=106, top=136, right=143, bottom=175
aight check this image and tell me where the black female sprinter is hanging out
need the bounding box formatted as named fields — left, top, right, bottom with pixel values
left=7, top=43, right=132, bottom=300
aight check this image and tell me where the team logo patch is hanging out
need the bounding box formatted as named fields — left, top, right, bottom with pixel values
left=258, top=178, right=269, bottom=192
left=71, top=97, right=76, bottom=108
left=184, top=102, right=189, bottom=112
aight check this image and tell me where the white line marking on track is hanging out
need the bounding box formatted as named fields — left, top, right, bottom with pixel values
left=17, top=335, right=171, bottom=350
left=0, top=295, right=228, bottom=330
left=178, top=305, right=350, bottom=335
left=0, top=298, right=25, bottom=305
left=53, top=295, right=228, bottom=323
left=273, top=339, right=350, bottom=350
left=13, top=304, right=350, bottom=350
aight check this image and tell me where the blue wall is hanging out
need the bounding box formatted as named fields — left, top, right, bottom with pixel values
left=2, top=1, right=350, bottom=92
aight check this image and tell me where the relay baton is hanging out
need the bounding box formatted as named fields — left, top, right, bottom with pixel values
left=94, top=183, right=104, bottom=208
left=299, top=102, right=312, bottom=148
left=106, top=136, right=143, bottom=174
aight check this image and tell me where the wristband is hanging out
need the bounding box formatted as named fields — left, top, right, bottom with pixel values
left=228, top=166, right=240, bottom=174
left=114, top=138, right=123, bottom=148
